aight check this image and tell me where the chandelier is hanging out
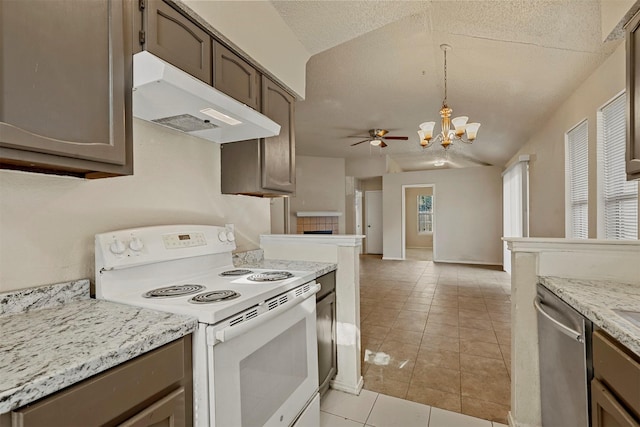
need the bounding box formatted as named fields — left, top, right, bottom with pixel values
left=418, top=44, right=480, bottom=150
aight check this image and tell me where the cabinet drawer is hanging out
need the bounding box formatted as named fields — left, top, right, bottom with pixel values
left=11, top=338, right=189, bottom=426
left=593, top=330, right=640, bottom=418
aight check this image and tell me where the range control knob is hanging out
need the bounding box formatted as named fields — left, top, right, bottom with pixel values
left=129, top=236, right=144, bottom=251
left=109, top=239, right=126, bottom=255
left=218, top=231, right=228, bottom=242
left=226, top=232, right=235, bottom=242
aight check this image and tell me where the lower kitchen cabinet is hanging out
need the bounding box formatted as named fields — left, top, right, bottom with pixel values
left=591, top=330, right=640, bottom=427
left=0, top=336, right=192, bottom=427
left=0, top=0, right=135, bottom=178
left=316, top=271, right=337, bottom=396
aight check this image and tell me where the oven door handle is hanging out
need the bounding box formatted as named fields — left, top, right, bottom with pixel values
left=213, top=282, right=320, bottom=345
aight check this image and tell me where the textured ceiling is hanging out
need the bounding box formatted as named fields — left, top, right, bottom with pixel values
left=270, top=0, right=620, bottom=171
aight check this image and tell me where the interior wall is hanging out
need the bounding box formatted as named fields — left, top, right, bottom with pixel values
left=345, top=156, right=387, bottom=178
left=505, top=42, right=640, bottom=238
left=383, top=166, right=503, bottom=264
left=405, top=186, right=433, bottom=248
left=289, top=155, right=346, bottom=234
left=183, top=0, right=310, bottom=98
left=0, top=119, right=271, bottom=291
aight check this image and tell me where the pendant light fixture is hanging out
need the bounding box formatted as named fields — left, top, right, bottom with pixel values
left=418, top=44, right=480, bottom=149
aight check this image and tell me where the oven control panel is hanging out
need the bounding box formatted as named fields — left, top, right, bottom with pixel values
left=162, top=232, right=207, bottom=249
left=95, top=224, right=236, bottom=270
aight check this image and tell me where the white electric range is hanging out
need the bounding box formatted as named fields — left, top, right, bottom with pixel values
left=95, top=224, right=320, bottom=427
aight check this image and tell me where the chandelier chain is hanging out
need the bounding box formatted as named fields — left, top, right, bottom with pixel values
left=443, top=48, right=447, bottom=105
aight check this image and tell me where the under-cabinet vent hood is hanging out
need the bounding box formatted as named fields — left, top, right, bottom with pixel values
left=132, top=51, right=280, bottom=143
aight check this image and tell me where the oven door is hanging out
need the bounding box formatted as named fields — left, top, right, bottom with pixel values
left=206, top=294, right=319, bottom=427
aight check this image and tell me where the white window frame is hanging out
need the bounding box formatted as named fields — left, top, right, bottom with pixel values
left=565, top=119, right=589, bottom=239
left=597, top=91, right=638, bottom=239
left=417, top=194, right=433, bottom=235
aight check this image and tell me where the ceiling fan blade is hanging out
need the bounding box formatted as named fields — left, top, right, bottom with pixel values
left=380, top=141, right=388, bottom=148
left=383, top=136, right=409, bottom=140
left=375, top=129, right=389, bottom=137
left=350, top=139, right=370, bottom=146
left=347, top=135, right=371, bottom=138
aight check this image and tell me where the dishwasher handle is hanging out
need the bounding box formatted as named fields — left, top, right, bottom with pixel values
left=534, top=298, right=584, bottom=343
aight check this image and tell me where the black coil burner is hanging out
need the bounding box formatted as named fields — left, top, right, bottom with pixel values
left=188, top=290, right=240, bottom=304
left=219, top=269, right=254, bottom=277
left=142, top=284, right=205, bottom=299
left=246, top=271, right=294, bottom=282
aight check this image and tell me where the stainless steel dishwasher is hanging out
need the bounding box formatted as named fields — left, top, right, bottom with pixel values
left=536, top=284, right=593, bottom=427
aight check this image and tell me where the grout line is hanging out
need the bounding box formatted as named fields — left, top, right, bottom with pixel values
left=363, top=391, right=380, bottom=425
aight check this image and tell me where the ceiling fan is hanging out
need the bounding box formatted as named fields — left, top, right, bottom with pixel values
left=350, top=129, right=409, bottom=148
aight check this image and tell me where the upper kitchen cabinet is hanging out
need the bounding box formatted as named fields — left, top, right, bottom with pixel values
left=0, top=0, right=134, bottom=178
left=220, top=76, right=295, bottom=196
left=213, top=42, right=260, bottom=110
left=144, top=0, right=212, bottom=85
left=261, top=77, right=296, bottom=193
left=627, top=10, right=640, bottom=180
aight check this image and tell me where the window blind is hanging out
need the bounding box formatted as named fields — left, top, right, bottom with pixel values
left=600, top=93, right=638, bottom=239
left=566, top=120, right=588, bottom=239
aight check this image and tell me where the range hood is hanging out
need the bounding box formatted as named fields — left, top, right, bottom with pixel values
left=132, top=51, right=280, bottom=143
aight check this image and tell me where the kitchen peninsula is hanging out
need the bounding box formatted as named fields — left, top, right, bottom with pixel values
left=505, top=238, right=640, bottom=427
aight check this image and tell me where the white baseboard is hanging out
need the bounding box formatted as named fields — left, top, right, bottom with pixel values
left=330, top=376, right=364, bottom=395
left=433, top=258, right=502, bottom=266
left=381, top=257, right=404, bottom=261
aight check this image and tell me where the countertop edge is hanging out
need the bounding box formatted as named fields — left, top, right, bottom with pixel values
left=0, top=300, right=198, bottom=413
left=539, top=276, right=640, bottom=357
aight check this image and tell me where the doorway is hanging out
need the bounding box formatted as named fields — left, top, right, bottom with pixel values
left=365, top=190, right=383, bottom=254
left=401, top=184, right=435, bottom=261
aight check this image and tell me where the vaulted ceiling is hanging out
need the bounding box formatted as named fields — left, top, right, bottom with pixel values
left=270, top=1, right=620, bottom=171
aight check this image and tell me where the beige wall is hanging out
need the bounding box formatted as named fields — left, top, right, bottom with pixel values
left=0, top=119, right=271, bottom=291
left=290, top=156, right=346, bottom=234
left=383, top=166, right=503, bottom=264
left=405, top=186, right=433, bottom=248
left=183, top=0, right=310, bottom=98
left=345, top=156, right=387, bottom=178
left=506, top=42, right=640, bottom=238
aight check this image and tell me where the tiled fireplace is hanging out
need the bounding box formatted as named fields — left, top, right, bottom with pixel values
left=295, top=211, right=342, bottom=234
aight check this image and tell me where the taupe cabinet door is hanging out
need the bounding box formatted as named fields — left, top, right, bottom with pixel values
left=214, top=42, right=260, bottom=110
left=627, top=10, right=640, bottom=181
left=0, top=0, right=130, bottom=168
left=145, top=0, right=212, bottom=84
left=261, top=77, right=295, bottom=193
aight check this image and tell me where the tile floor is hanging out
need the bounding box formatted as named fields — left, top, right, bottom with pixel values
left=358, top=255, right=512, bottom=423
left=321, top=388, right=509, bottom=427
left=404, top=248, right=433, bottom=262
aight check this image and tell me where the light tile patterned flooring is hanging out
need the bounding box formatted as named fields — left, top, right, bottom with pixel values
left=358, top=255, right=512, bottom=424
left=321, top=389, right=509, bottom=427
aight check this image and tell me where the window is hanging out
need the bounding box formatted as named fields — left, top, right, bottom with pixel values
left=598, top=92, right=638, bottom=239
left=417, top=195, right=433, bottom=233
left=565, top=120, right=589, bottom=238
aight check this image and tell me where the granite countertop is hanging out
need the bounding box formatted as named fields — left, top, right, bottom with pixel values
left=0, top=280, right=197, bottom=413
left=539, top=276, right=640, bottom=356
left=236, top=258, right=336, bottom=278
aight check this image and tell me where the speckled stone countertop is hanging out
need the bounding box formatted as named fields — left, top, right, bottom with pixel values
left=539, top=276, right=640, bottom=356
left=236, top=258, right=336, bottom=278
left=0, top=280, right=197, bottom=413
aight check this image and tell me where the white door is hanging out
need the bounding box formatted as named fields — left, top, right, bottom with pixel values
left=365, top=191, right=383, bottom=254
